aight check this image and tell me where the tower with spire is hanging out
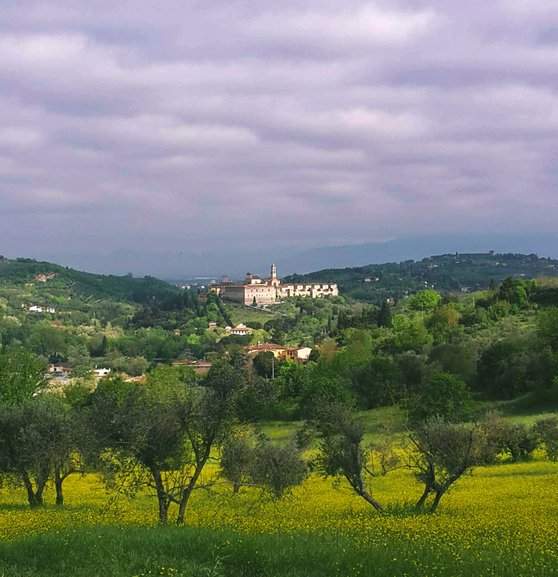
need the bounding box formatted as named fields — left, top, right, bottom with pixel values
left=270, top=263, right=279, bottom=287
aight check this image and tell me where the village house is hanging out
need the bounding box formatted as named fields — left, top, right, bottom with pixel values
left=245, top=343, right=312, bottom=362
left=226, top=323, right=253, bottom=336
left=93, top=367, right=111, bottom=378
left=48, top=363, right=75, bottom=379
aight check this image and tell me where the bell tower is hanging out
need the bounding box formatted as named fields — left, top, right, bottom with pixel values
left=270, top=263, right=279, bottom=286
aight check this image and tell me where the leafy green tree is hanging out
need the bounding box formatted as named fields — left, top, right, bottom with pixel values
left=252, top=351, right=276, bottom=379
left=26, top=324, right=67, bottom=359
left=0, top=395, right=76, bottom=507
left=299, top=361, right=353, bottom=418
left=89, top=373, right=183, bottom=523
left=220, top=432, right=253, bottom=493
left=498, top=277, right=528, bottom=308
left=67, top=343, right=93, bottom=376
left=220, top=431, right=306, bottom=498
left=249, top=437, right=307, bottom=499
left=497, top=423, right=539, bottom=462
left=352, top=356, right=401, bottom=408
left=390, top=315, right=433, bottom=354
left=428, top=344, right=476, bottom=385
left=409, top=290, right=441, bottom=312
left=87, top=365, right=227, bottom=525
left=538, top=307, right=558, bottom=352
left=0, top=348, right=46, bottom=406
left=394, top=352, right=428, bottom=396
left=409, top=372, right=472, bottom=424
left=426, top=304, right=462, bottom=343
left=534, top=417, right=558, bottom=461
left=476, top=340, right=534, bottom=399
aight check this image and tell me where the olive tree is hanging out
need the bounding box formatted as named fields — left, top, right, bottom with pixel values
left=220, top=432, right=307, bottom=498
left=0, top=348, right=77, bottom=507
left=410, top=418, right=478, bottom=513
left=88, top=362, right=240, bottom=525
left=313, top=403, right=394, bottom=512
left=0, top=395, right=76, bottom=507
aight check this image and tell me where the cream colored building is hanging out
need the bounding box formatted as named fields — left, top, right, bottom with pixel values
left=212, top=264, right=338, bottom=306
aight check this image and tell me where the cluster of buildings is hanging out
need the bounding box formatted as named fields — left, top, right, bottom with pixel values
left=211, top=264, right=338, bottom=306
left=22, top=304, right=56, bottom=314
left=48, top=364, right=111, bottom=381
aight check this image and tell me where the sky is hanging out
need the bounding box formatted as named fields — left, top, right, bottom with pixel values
left=1, top=1, right=558, bottom=278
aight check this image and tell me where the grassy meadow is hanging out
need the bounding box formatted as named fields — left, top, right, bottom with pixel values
left=1, top=410, right=558, bottom=576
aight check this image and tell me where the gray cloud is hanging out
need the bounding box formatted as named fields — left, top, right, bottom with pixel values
left=1, top=1, right=558, bottom=276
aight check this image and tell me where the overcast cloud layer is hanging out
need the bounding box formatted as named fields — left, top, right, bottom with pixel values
left=1, top=1, right=558, bottom=276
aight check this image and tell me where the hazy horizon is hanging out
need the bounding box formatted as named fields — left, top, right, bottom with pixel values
left=3, top=232, right=558, bottom=281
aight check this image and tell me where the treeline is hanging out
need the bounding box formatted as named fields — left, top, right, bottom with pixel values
left=1, top=347, right=558, bottom=525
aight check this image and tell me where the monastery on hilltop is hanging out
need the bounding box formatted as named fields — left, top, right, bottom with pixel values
left=211, top=264, right=338, bottom=306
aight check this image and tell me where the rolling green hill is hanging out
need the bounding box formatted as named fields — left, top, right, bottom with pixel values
left=284, top=252, right=558, bottom=302
left=0, top=257, right=181, bottom=305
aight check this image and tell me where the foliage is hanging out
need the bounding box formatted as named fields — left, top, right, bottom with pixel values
left=249, top=437, right=307, bottom=499
left=498, top=423, right=539, bottom=462
left=408, top=372, right=473, bottom=424
left=533, top=416, right=558, bottom=461
left=219, top=433, right=253, bottom=493
left=408, top=290, right=442, bottom=312
left=0, top=348, right=47, bottom=405
left=88, top=362, right=239, bottom=524
left=0, top=395, right=77, bottom=507
left=286, top=252, right=558, bottom=303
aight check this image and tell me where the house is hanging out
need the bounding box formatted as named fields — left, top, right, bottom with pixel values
left=48, top=363, right=75, bottom=379
left=227, top=323, right=253, bottom=336
left=245, top=344, right=312, bottom=363
left=93, top=367, right=111, bottom=378
left=35, top=273, right=56, bottom=283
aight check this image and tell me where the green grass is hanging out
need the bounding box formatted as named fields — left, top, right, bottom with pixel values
left=226, top=303, right=276, bottom=326
left=2, top=405, right=558, bottom=577
left=0, top=522, right=554, bottom=577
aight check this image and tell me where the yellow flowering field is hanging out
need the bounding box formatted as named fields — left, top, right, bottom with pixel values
left=1, top=461, right=557, bottom=576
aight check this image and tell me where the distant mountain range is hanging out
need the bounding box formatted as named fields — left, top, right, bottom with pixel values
left=12, top=233, right=558, bottom=279
left=275, top=234, right=558, bottom=277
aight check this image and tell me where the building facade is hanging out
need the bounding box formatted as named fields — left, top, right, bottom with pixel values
left=212, top=264, right=338, bottom=306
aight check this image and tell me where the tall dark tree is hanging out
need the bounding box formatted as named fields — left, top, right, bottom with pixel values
left=377, top=300, right=392, bottom=328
